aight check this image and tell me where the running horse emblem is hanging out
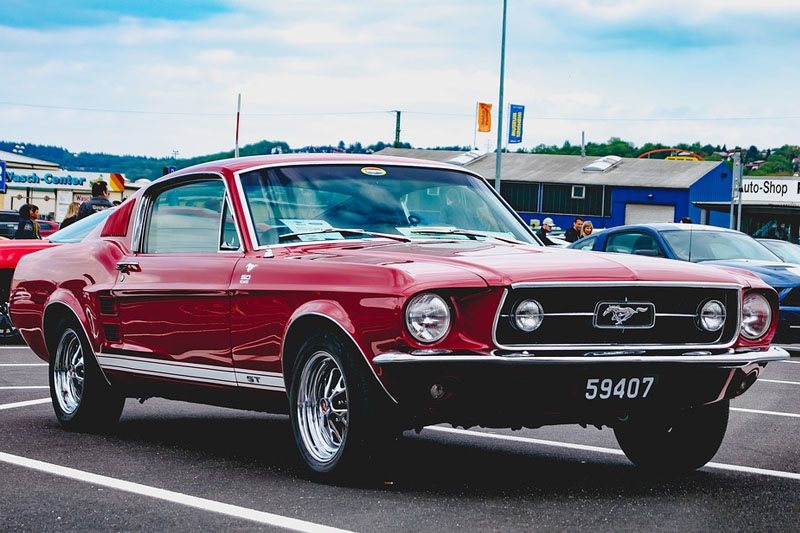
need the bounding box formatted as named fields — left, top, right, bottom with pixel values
left=603, top=305, right=649, bottom=326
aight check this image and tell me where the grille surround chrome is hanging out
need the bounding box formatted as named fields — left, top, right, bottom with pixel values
left=492, top=281, right=742, bottom=352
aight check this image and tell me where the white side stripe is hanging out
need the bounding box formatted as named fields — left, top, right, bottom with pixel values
left=0, top=398, right=50, bottom=411
left=0, top=452, right=352, bottom=533
left=424, top=426, right=800, bottom=481
left=95, top=354, right=285, bottom=392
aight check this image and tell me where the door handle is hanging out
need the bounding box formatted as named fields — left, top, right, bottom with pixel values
left=115, top=261, right=141, bottom=274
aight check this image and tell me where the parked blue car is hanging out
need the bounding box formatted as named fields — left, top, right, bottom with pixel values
left=569, top=223, right=800, bottom=349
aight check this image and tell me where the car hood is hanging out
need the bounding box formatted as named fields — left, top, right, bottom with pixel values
left=702, top=259, right=800, bottom=288
left=282, top=240, right=760, bottom=288
left=0, top=240, right=58, bottom=268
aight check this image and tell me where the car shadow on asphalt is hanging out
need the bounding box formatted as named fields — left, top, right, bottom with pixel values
left=76, top=406, right=761, bottom=496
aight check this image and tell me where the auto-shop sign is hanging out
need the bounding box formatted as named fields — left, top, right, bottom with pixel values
left=741, top=178, right=800, bottom=203
left=5, top=170, right=109, bottom=191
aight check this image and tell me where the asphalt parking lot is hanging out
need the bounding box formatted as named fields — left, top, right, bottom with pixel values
left=1, top=344, right=798, bottom=532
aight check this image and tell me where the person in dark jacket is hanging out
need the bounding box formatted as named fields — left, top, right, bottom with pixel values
left=77, top=180, right=113, bottom=220
left=14, top=204, right=41, bottom=239
left=564, top=216, right=583, bottom=243
left=535, top=216, right=557, bottom=246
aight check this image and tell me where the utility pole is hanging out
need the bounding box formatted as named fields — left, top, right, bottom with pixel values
left=393, top=110, right=402, bottom=148
left=729, top=148, right=741, bottom=229
left=494, top=0, right=508, bottom=192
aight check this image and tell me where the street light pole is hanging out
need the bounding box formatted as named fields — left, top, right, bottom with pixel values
left=494, top=0, right=508, bottom=192
left=729, top=148, right=741, bottom=229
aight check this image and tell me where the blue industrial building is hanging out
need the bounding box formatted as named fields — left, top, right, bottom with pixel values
left=381, top=148, right=733, bottom=231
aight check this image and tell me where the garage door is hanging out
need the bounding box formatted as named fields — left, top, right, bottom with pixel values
left=624, top=203, right=675, bottom=225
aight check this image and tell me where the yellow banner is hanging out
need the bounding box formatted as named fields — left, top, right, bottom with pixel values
left=477, top=102, right=492, bottom=132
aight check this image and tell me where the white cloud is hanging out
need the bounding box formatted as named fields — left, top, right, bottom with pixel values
left=1, top=0, right=798, bottom=158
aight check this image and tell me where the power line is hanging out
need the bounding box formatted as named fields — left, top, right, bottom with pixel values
left=0, top=100, right=798, bottom=122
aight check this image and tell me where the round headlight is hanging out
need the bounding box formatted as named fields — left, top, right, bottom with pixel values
left=512, top=299, right=544, bottom=332
left=741, top=293, right=771, bottom=340
left=405, top=293, right=451, bottom=343
left=698, top=299, right=726, bottom=332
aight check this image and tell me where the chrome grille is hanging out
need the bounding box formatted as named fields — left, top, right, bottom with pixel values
left=494, top=283, right=740, bottom=349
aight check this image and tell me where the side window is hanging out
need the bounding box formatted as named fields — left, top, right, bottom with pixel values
left=606, top=232, right=662, bottom=256
left=143, top=180, right=229, bottom=253
left=571, top=235, right=597, bottom=250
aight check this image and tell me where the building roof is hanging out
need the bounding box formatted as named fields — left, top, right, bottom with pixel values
left=376, top=148, right=723, bottom=189
left=0, top=150, right=60, bottom=170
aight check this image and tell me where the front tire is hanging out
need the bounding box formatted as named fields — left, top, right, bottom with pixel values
left=49, top=319, right=124, bottom=432
left=614, top=400, right=729, bottom=472
left=288, top=331, right=394, bottom=479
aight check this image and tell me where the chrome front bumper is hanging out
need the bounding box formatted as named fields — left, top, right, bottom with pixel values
left=372, top=345, right=789, bottom=366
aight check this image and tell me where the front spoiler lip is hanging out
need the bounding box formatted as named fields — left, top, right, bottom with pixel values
left=372, top=345, right=789, bottom=366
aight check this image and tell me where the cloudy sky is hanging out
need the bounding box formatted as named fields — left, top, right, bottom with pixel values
left=2, top=0, right=798, bottom=158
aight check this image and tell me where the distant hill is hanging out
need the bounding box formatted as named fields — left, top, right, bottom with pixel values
left=2, top=138, right=798, bottom=178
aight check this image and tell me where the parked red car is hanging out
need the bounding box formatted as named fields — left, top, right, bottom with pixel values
left=36, top=219, right=60, bottom=237
left=9, top=154, right=787, bottom=479
left=0, top=209, right=114, bottom=337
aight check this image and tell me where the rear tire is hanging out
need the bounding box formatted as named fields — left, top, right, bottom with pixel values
left=288, top=331, right=396, bottom=479
left=49, top=319, right=124, bottom=432
left=614, top=400, right=729, bottom=472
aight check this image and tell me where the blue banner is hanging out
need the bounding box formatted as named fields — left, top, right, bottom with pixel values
left=507, top=104, right=525, bottom=144
left=0, top=161, right=6, bottom=194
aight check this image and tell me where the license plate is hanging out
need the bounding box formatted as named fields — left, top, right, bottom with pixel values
left=584, top=376, right=655, bottom=400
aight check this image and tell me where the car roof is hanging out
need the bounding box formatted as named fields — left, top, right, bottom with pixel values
left=606, top=222, right=742, bottom=234
left=162, top=153, right=466, bottom=181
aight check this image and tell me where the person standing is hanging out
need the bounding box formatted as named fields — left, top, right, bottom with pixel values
left=564, top=216, right=583, bottom=243
left=536, top=217, right=557, bottom=246
left=14, top=204, right=41, bottom=239
left=59, top=201, right=81, bottom=229
left=580, top=220, right=594, bottom=238
left=77, top=180, right=113, bottom=220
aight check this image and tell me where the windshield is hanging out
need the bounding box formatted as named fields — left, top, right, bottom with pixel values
left=49, top=208, right=116, bottom=244
left=661, top=228, right=781, bottom=262
left=239, top=164, right=538, bottom=246
left=759, top=240, right=800, bottom=263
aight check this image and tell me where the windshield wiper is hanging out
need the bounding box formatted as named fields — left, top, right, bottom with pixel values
left=409, top=228, right=524, bottom=245
left=278, top=227, right=411, bottom=243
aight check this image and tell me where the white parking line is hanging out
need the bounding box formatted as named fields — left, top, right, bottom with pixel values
left=425, top=426, right=800, bottom=481
left=0, top=452, right=351, bottom=533
left=0, top=346, right=30, bottom=350
left=0, top=386, right=48, bottom=390
left=731, top=407, right=800, bottom=419
left=0, top=363, right=46, bottom=367
left=779, top=360, right=800, bottom=364
left=759, top=379, right=800, bottom=386
left=0, top=399, right=50, bottom=411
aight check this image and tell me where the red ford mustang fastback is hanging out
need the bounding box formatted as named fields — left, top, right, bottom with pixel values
left=9, top=154, right=788, bottom=479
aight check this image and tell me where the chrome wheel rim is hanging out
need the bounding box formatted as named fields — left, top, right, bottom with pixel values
left=53, top=329, right=85, bottom=415
left=296, top=351, right=349, bottom=464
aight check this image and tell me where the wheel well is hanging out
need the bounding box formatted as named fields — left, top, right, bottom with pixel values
left=42, top=303, right=79, bottom=357
left=282, top=315, right=354, bottom=379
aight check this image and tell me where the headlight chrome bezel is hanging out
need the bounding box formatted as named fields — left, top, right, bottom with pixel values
left=511, top=299, right=545, bottom=332
left=697, top=299, right=726, bottom=332
left=740, top=292, right=772, bottom=340
left=405, top=293, right=451, bottom=344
